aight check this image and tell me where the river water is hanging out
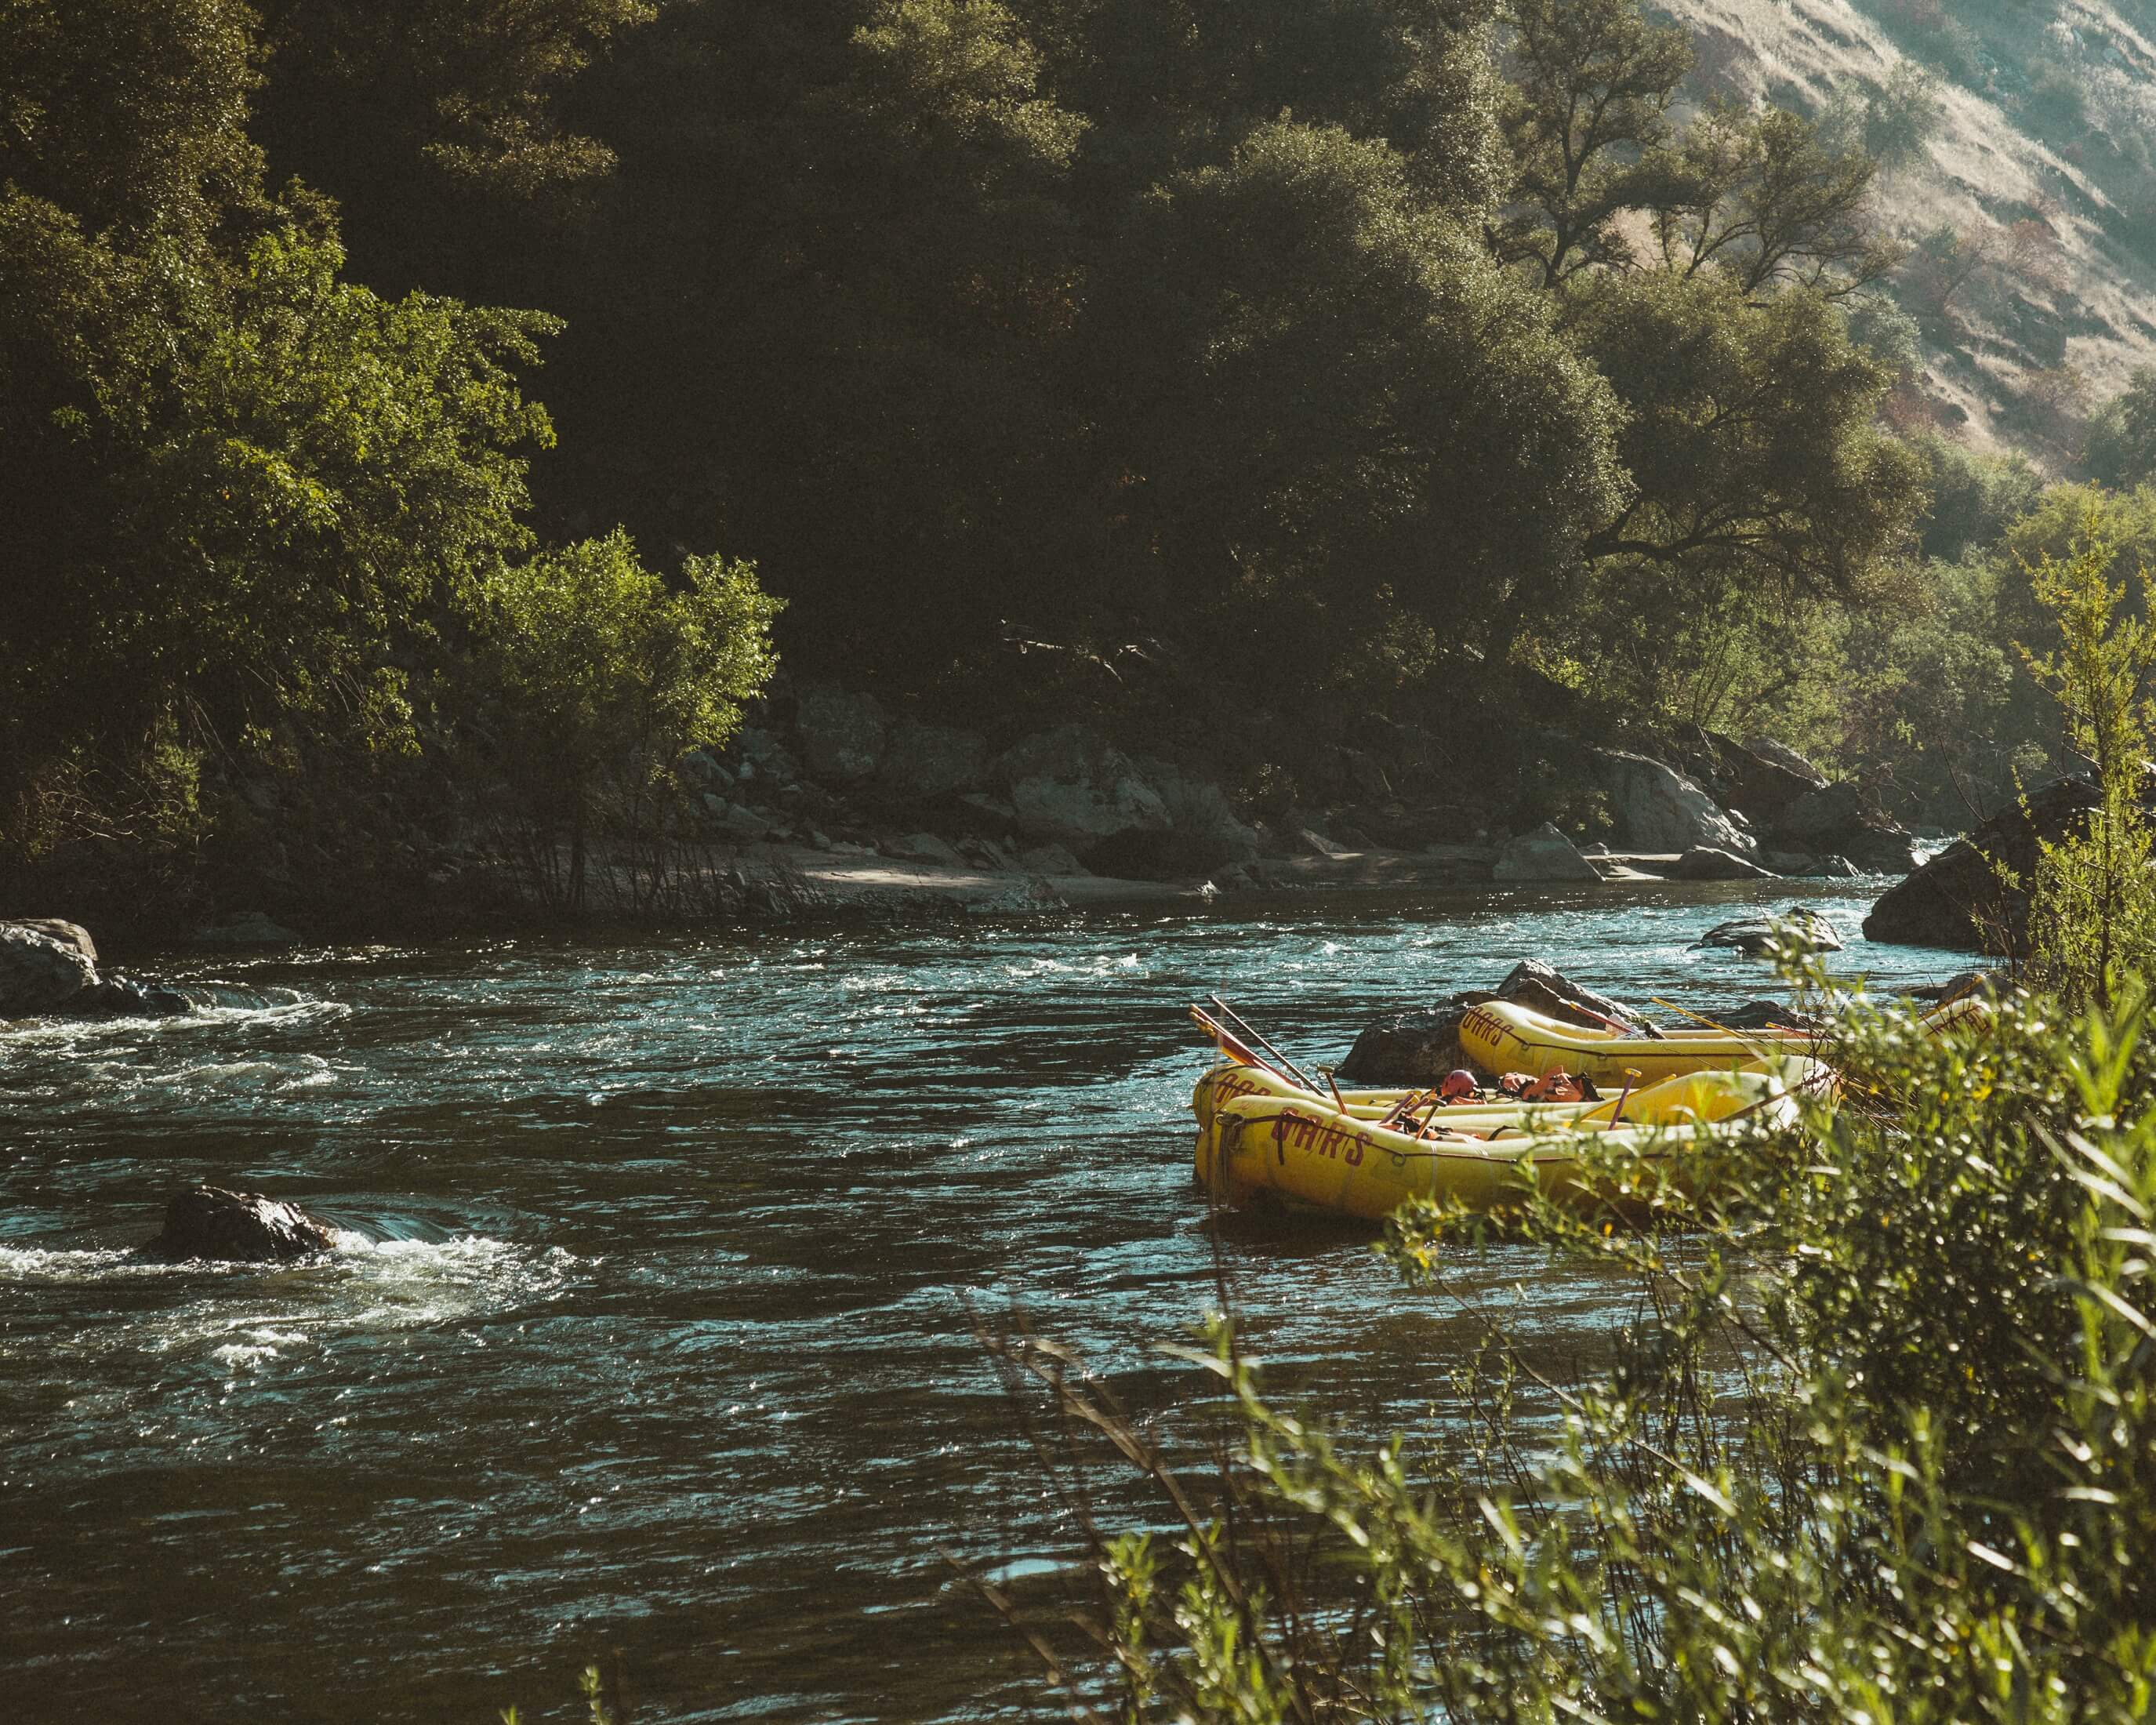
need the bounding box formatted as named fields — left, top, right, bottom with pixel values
left=0, top=880, right=1969, bottom=1722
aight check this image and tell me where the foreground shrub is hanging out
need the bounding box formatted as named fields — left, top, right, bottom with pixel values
left=986, top=984, right=2156, bottom=1722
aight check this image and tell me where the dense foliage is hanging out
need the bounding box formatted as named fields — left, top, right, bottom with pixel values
left=13, top=0, right=2156, bottom=914
left=0, top=0, right=776, bottom=923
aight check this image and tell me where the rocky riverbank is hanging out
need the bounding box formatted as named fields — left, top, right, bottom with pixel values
left=3, top=681, right=2016, bottom=956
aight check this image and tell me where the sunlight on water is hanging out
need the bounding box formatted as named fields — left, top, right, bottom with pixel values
left=0, top=882, right=1973, bottom=1722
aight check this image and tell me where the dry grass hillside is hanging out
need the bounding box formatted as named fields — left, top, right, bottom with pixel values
left=1656, top=0, right=2156, bottom=467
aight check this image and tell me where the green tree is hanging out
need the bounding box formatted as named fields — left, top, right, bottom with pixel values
left=1863, top=60, right=1946, bottom=170
left=2016, top=517, right=2156, bottom=1007
left=1494, top=0, right=1693, bottom=285
left=1086, top=119, right=1626, bottom=664
left=0, top=0, right=266, bottom=235
left=2085, top=365, right=2156, bottom=491
left=255, top=0, right=658, bottom=202
left=1908, top=432, right=2042, bottom=562
left=483, top=533, right=781, bottom=909
left=1573, top=271, right=1923, bottom=600
left=1648, top=103, right=1896, bottom=301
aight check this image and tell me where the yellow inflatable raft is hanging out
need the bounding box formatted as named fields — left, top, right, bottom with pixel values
left=1201, top=1059, right=1832, bottom=1221
left=1458, top=994, right=1986, bottom=1085
left=1192, top=1061, right=1613, bottom=1182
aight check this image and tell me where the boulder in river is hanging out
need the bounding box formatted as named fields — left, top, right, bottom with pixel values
left=1494, top=959, right=1652, bottom=1030
left=1335, top=995, right=1490, bottom=1084
left=1492, top=823, right=1601, bottom=882
left=0, top=920, right=101, bottom=1015
left=1337, top=962, right=1655, bottom=1083
left=1862, top=775, right=2102, bottom=953
left=1592, top=749, right=1756, bottom=855
left=140, top=1186, right=337, bottom=1263
left=1715, top=1000, right=1828, bottom=1030
left=1773, top=783, right=1918, bottom=875
left=1693, top=907, right=1843, bottom=957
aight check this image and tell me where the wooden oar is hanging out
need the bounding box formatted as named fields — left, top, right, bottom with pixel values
left=1208, top=994, right=1320, bottom=1093
left=1649, top=997, right=1791, bottom=1051
left=1189, top=1004, right=1298, bottom=1087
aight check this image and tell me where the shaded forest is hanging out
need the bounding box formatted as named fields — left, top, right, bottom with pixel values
left=8, top=0, right=2156, bottom=927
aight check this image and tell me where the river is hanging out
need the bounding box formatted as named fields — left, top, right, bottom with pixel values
left=0, top=880, right=1970, bottom=1721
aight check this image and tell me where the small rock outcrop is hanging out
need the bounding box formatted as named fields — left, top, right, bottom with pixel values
left=195, top=910, right=302, bottom=947
left=1337, top=963, right=1653, bottom=1083
left=0, top=920, right=101, bottom=1015
left=1675, top=728, right=1827, bottom=830
left=140, top=1186, right=338, bottom=1263
left=1772, top=783, right=1918, bottom=875
left=1671, top=846, right=1777, bottom=881
left=994, top=725, right=1171, bottom=852
left=885, top=831, right=966, bottom=866
left=1592, top=750, right=1756, bottom=855
left=1715, top=1000, right=1828, bottom=1030
left=1494, top=959, right=1651, bottom=1029
left=794, top=686, right=890, bottom=783
left=1, top=920, right=197, bottom=1019
left=1693, top=907, right=1843, bottom=957
left=876, top=719, right=987, bottom=801
left=1018, top=842, right=1086, bottom=876
left=1335, top=996, right=1490, bottom=1084
left=1863, top=775, right=2101, bottom=953
left=1744, top=736, right=1831, bottom=788
left=1492, top=823, right=1602, bottom=882
left=1125, top=758, right=1263, bottom=873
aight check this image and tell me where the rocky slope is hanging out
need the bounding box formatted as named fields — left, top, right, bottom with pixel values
left=1661, top=0, right=2156, bottom=463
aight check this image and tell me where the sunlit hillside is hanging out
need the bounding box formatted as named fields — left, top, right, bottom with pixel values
left=1658, top=0, right=2156, bottom=466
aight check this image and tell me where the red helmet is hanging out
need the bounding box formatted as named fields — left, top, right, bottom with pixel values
left=1439, top=1069, right=1477, bottom=1100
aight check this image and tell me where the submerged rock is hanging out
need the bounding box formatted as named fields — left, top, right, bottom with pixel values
left=1693, top=908, right=1842, bottom=957
left=140, top=1186, right=337, bottom=1263
left=80, top=973, right=195, bottom=1017
left=1905, top=968, right=2005, bottom=1004
left=194, top=910, right=301, bottom=948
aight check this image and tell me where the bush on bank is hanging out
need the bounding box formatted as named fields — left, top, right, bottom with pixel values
left=993, top=982, right=2156, bottom=1723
